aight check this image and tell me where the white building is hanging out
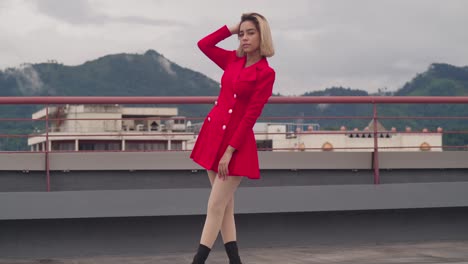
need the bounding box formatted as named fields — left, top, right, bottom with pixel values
left=253, top=120, right=442, bottom=152
left=28, top=105, right=443, bottom=152
left=28, top=104, right=194, bottom=152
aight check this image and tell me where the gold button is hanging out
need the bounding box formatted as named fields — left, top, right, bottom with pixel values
left=228, top=109, right=233, bottom=114
left=222, top=125, right=226, bottom=130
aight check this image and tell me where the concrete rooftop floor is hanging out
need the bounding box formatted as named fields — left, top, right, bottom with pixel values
left=1, top=240, right=467, bottom=264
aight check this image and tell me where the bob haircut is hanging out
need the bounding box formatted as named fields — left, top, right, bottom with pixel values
left=236, top=12, right=275, bottom=58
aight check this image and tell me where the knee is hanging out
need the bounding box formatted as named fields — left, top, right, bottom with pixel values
left=224, top=198, right=234, bottom=214
left=207, top=199, right=227, bottom=216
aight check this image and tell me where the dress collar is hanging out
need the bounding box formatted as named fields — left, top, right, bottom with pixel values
left=241, top=56, right=268, bottom=70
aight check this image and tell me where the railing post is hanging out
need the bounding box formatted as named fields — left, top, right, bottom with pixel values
left=373, top=103, right=380, bottom=184
left=45, top=105, right=51, bottom=192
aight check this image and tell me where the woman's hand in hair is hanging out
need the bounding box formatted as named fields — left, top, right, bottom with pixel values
left=228, top=22, right=240, bottom=35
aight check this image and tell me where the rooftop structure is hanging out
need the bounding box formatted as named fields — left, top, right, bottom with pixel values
left=1, top=96, right=467, bottom=261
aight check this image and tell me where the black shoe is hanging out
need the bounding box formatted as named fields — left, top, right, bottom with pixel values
left=224, top=241, right=242, bottom=264
left=191, top=244, right=211, bottom=264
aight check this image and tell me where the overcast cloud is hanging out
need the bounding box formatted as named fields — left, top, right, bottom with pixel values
left=0, top=0, right=467, bottom=95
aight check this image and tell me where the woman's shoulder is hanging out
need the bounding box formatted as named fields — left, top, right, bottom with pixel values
left=256, top=58, right=275, bottom=76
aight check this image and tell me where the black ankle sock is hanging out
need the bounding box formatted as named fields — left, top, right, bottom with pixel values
left=224, top=241, right=242, bottom=263
left=192, top=244, right=211, bottom=264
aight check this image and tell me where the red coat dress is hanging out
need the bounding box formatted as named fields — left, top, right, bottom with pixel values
left=190, top=25, right=276, bottom=180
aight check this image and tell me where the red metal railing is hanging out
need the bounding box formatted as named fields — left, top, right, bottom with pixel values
left=1, top=96, right=467, bottom=191
left=1, top=96, right=468, bottom=104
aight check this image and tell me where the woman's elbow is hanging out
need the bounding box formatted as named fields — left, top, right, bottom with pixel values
left=197, top=40, right=206, bottom=51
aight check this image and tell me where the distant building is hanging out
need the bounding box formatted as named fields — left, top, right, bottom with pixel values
left=252, top=120, right=442, bottom=152
left=28, top=105, right=443, bottom=152
left=28, top=104, right=193, bottom=152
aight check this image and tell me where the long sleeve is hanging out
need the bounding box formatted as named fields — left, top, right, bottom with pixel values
left=197, top=25, right=237, bottom=70
left=229, top=68, right=276, bottom=150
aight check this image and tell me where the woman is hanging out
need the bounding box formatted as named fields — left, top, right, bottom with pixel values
left=190, top=12, right=275, bottom=264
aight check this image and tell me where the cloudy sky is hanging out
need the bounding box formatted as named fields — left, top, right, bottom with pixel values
left=0, top=0, right=467, bottom=95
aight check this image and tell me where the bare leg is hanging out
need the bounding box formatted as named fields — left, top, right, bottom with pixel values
left=200, top=172, right=242, bottom=248
left=207, top=170, right=237, bottom=243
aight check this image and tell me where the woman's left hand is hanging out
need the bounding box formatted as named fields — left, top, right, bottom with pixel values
left=218, top=151, right=233, bottom=181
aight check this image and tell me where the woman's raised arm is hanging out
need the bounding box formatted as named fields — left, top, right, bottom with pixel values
left=197, top=24, right=239, bottom=70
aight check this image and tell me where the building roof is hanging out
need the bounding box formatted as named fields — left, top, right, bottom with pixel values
left=365, top=120, right=387, bottom=131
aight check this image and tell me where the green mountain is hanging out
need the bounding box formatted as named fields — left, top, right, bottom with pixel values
left=388, top=63, right=468, bottom=149
left=0, top=50, right=220, bottom=150
left=396, top=63, right=468, bottom=96
left=0, top=51, right=467, bottom=151
left=284, top=63, right=468, bottom=149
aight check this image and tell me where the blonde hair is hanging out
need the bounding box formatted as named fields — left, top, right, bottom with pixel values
left=236, top=12, right=275, bottom=58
